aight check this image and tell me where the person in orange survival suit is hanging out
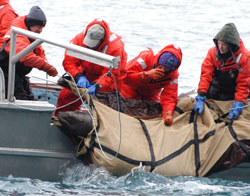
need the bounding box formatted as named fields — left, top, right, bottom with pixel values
left=0, top=5, right=58, bottom=100
left=193, top=23, right=250, bottom=120
left=0, top=0, right=18, bottom=48
left=121, top=44, right=182, bottom=126
left=55, top=18, right=127, bottom=116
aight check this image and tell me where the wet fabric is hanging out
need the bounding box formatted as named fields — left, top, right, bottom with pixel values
left=81, top=97, right=250, bottom=177
left=55, top=77, right=250, bottom=177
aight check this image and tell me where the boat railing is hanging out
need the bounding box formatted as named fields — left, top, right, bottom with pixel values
left=7, top=26, right=119, bottom=102
left=0, top=67, right=5, bottom=101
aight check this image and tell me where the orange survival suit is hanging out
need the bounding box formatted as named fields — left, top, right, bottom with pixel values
left=0, top=13, right=57, bottom=100
left=121, top=44, right=182, bottom=118
left=197, top=23, right=250, bottom=103
left=0, top=0, right=18, bottom=48
left=55, top=19, right=127, bottom=115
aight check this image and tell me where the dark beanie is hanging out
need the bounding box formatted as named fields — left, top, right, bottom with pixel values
left=25, top=6, right=47, bottom=28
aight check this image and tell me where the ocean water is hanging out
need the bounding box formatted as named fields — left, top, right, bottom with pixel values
left=3, top=0, right=250, bottom=195
left=10, top=0, right=250, bottom=93
left=1, top=164, right=250, bottom=195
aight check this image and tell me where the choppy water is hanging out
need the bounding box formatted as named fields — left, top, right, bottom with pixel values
left=3, top=0, right=250, bottom=195
left=1, top=163, right=250, bottom=196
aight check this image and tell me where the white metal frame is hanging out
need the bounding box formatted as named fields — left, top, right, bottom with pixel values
left=7, top=26, right=119, bottom=102
left=0, top=68, right=5, bottom=100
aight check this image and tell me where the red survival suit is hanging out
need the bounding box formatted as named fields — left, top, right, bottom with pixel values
left=121, top=44, right=182, bottom=115
left=197, top=23, right=250, bottom=103
left=0, top=16, right=56, bottom=100
left=56, top=19, right=127, bottom=115
left=3, top=16, right=49, bottom=70
left=0, top=0, right=18, bottom=48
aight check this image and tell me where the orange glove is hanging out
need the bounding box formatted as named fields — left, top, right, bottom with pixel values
left=140, top=67, right=165, bottom=83
left=162, top=110, right=173, bottom=126
left=42, top=63, right=58, bottom=77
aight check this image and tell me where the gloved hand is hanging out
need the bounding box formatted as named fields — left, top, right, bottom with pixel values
left=42, top=63, right=58, bottom=77
left=162, top=110, right=173, bottom=126
left=87, top=84, right=96, bottom=98
left=229, top=101, right=244, bottom=120
left=77, top=76, right=89, bottom=88
left=194, top=95, right=206, bottom=114
left=140, top=67, right=165, bottom=82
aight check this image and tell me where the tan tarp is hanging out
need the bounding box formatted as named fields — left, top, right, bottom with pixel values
left=57, top=76, right=250, bottom=177
left=81, top=97, right=250, bottom=177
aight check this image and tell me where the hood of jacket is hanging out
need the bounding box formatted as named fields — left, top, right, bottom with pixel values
left=154, top=44, right=182, bottom=70
left=213, top=23, right=240, bottom=52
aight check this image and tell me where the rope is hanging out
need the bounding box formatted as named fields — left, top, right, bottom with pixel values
left=59, top=71, right=123, bottom=161
left=88, top=69, right=123, bottom=161
left=32, top=74, right=89, bottom=112
left=31, top=75, right=58, bottom=84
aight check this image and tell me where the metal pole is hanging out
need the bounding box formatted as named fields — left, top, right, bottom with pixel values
left=7, top=30, right=16, bottom=102
left=0, top=68, right=5, bottom=100
left=11, top=27, right=119, bottom=68
left=6, top=27, right=120, bottom=102
left=11, top=39, right=43, bottom=64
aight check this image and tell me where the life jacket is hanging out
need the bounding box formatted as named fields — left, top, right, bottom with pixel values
left=207, top=67, right=238, bottom=100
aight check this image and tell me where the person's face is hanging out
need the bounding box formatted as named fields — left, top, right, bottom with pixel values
left=158, top=65, right=171, bottom=72
left=30, top=25, right=44, bottom=34
left=158, top=65, right=171, bottom=75
left=218, top=40, right=229, bottom=54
